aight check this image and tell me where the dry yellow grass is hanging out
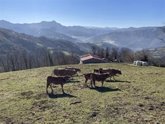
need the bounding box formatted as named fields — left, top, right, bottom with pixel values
left=0, top=63, right=165, bottom=124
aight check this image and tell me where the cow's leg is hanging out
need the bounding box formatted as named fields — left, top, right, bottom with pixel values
left=101, top=81, right=104, bottom=87
left=61, top=84, right=65, bottom=94
left=90, top=80, right=93, bottom=88
left=93, top=80, right=96, bottom=88
left=46, top=82, right=49, bottom=94
left=85, top=78, right=88, bottom=86
left=50, top=84, right=53, bottom=93
left=90, top=80, right=92, bottom=88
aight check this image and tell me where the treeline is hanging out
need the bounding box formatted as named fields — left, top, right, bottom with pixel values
left=0, top=48, right=79, bottom=72
left=91, top=46, right=135, bottom=62
left=91, top=46, right=165, bottom=67
left=0, top=46, right=164, bottom=73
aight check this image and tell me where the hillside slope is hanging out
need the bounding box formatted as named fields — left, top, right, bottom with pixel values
left=0, top=28, right=85, bottom=56
left=0, top=27, right=110, bottom=57
left=0, top=63, right=164, bottom=123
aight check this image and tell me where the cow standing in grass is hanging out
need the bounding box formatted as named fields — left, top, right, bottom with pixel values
left=108, top=69, right=122, bottom=80
left=84, top=73, right=93, bottom=85
left=90, top=73, right=110, bottom=87
left=46, top=76, right=70, bottom=94
left=94, top=68, right=122, bottom=81
left=83, top=73, right=109, bottom=87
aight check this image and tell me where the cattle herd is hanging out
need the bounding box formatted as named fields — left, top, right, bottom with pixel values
left=46, top=67, right=122, bottom=94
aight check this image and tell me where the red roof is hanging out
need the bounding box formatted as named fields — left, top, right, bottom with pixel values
left=80, top=54, right=104, bottom=61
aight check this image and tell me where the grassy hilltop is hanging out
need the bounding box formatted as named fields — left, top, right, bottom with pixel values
left=0, top=63, right=165, bottom=124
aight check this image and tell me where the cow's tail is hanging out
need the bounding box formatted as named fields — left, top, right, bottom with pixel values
left=46, top=78, right=50, bottom=94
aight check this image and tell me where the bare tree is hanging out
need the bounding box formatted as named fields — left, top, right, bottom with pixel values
left=134, top=49, right=150, bottom=62
left=91, top=46, right=97, bottom=55
left=109, top=47, right=119, bottom=62
left=105, top=47, right=110, bottom=59
left=119, top=48, right=134, bottom=62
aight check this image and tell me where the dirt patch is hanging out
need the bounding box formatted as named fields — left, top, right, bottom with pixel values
left=104, top=104, right=128, bottom=119
left=85, top=110, right=101, bottom=124
left=102, top=101, right=165, bottom=123
left=143, top=95, right=159, bottom=102
left=148, top=103, right=165, bottom=111
left=160, top=102, right=165, bottom=106
left=88, top=111, right=99, bottom=118
left=138, top=102, right=165, bottom=111
left=20, top=91, right=34, bottom=99
left=20, top=91, right=47, bottom=100
left=34, top=93, right=47, bottom=100
left=0, top=78, right=10, bottom=81
left=148, top=72, right=160, bottom=75
left=0, top=115, right=14, bottom=124
left=31, top=100, right=57, bottom=112
left=129, top=102, right=165, bottom=123
left=112, top=96, right=123, bottom=101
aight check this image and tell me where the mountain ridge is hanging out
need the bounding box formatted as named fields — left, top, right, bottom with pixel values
left=0, top=27, right=86, bottom=56
left=0, top=20, right=165, bottom=51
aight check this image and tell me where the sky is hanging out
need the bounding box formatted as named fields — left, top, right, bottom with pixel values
left=0, top=0, right=165, bottom=28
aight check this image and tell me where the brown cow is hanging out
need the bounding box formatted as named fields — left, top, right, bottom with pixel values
left=97, top=68, right=122, bottom=80
left=90, top=73, right=110, bottom=87
left=108, top=69, right=122, bottom=80
left=46, top=76, right=70, bottom=94
left=84, top=73, right=109, bottom=87
left=83, top=73, right=93, bottom=85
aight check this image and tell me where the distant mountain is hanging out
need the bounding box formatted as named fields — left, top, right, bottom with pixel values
left=0, top=20, right=113, bottom=42
left=0, top=28, right=86, bottom=56
left=0, top=20, right=77, bottom=41
left=1, top=27, right=110, bottom=57
left=87, top=27, right=165, bottom=50
left=0, top=20, right=165, bottom=51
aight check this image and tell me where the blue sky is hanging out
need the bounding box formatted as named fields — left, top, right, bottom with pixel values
left=0, top=0, right=164, bottom=27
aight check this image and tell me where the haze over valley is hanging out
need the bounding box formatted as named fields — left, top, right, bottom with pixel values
left=0, top=20, right=165, bottom=53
